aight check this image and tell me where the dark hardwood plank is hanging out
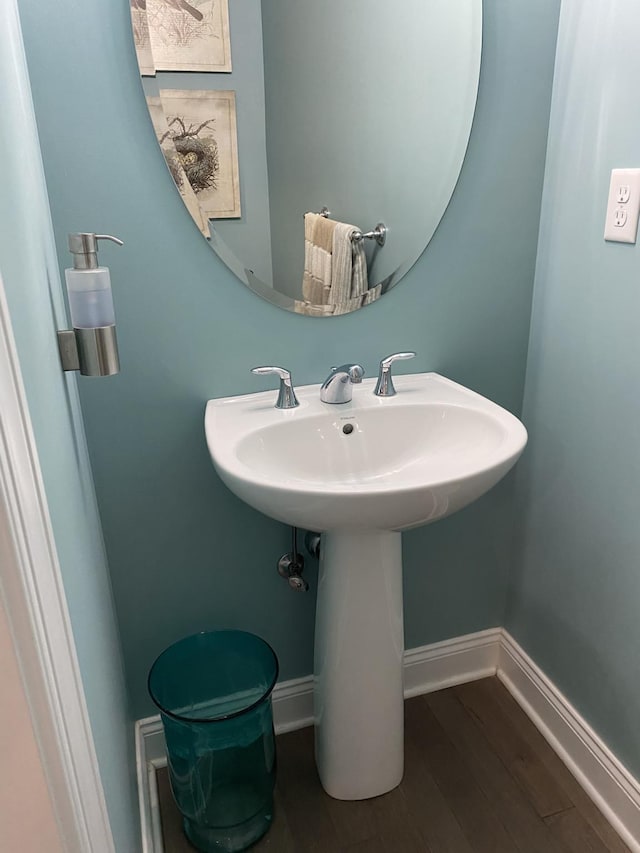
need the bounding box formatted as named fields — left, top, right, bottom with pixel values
left=361, top=784, right=432, bottom=852
left=545, top=807, right=612, bottom=853
left=400, top=715, right=475, bottom=853
left=456, top=678, right=574, bottom=818
left=486, top=677, right=631, bottom=853
left=326, top=772, right=434, bottom=851
left=344, top=837, right=387, bottom=852
left=377, top=823, right=431, bottom=852
left=426, top=686, right=568, bottom=853
left=323, top=795, right=377, bottom=848
left=272, top=726, right=343, bottom=852
left=404, top=696, right=518, bottom=853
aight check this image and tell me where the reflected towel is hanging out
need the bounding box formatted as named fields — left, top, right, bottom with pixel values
left=330, top=222, right=368, bottom=304
left=294, top=284, right=382, bottom=316
left=302, top=212, right=336, bottom=304
left=302, top=213, right=369, bottom=306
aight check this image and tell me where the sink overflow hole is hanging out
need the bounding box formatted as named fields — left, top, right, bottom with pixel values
left=342, top=423, right=354, bottom=435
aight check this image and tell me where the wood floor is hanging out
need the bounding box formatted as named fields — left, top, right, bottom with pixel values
left=156, top=677, right=630, bottom=852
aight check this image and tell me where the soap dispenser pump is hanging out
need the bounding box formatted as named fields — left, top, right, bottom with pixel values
left=57, top=233, right=123, bottom=377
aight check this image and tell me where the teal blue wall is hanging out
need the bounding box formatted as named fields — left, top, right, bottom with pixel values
left=508, top=0, right=640, bottom=779
left=19, top=0, right=560, bottom=719
left=2, top=4, right=139, bottom=850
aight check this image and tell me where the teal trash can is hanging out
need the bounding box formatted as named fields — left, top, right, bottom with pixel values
left=148, top=630, right=279, bottom=852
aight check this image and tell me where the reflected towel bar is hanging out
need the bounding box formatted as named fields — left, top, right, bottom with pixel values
left=351, top=223, right=387, bottom=247
left=308, top=208, right=387, bottom=247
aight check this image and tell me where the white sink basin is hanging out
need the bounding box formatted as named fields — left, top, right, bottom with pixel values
left=204, top=372, right=527, bottom=801
left=205, top=372, right=527, bottom=531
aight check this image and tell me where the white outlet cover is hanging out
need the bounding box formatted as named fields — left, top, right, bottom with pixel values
left=604, top=168, right=640, bottom=243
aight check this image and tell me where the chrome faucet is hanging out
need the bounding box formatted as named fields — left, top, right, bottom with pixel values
left=374, top=352, right=416, bottom=397
left=251, top=366, right=300, bottom=409
left=320, top=363, right=365, bottom=404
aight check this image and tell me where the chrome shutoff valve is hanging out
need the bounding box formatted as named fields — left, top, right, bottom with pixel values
left=278, top=552, right=309, bottom=592
left=278, top=526, right=309, bottom=591
left=288, top=574, right=309, bottom=592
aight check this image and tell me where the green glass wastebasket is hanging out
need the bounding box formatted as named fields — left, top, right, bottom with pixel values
left=148, top=630, right=279, bottom=852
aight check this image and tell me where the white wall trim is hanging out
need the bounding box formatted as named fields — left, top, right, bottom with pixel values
left=137, top=628, right=640, bottom=853
left=404, top=627, right=501, bottom=697
left=0, top=266, right=116, bottom=851
left=135, top=718, right=165, bottom=853
left=271, top=674, right=316, bottom=734
left=499, top=631, right=640, bottom=853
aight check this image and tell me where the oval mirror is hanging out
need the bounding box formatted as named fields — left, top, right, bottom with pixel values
left=130, top=1, right=481, bottom=316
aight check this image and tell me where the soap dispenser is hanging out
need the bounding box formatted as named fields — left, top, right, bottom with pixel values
left=58, top=233, right=123, bottom=377
left=65, top=233, right=123, bottom=328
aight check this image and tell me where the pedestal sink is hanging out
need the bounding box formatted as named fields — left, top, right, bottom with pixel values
left=204, top=372, right=527, bottom=800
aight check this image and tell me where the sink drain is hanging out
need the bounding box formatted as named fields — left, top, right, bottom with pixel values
left=342, top=423, right=354, bottom=435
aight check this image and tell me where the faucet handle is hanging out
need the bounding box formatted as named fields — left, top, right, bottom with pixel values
left=374, top=352, right=416, bottom=397
left=251, top=366, right=300, bottom=409
left=330, top=363, right=365, bottom=383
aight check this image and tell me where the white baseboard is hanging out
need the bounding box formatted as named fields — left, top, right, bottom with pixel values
left=136, top=628, right=640, bottom=853
left=272, top=674, right=315, bottom=734
left=404, top=627, right=501, bottom=697
left=499, top=631, right=640, bottom=853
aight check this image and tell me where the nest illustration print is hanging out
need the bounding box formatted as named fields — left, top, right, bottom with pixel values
left=132, top=0, right=231, bottom=73
left=130, top=0, right=240, bottom=229
left=146, top=96, right=210, bottom=235
left=160, top=89, right=241, bottom=220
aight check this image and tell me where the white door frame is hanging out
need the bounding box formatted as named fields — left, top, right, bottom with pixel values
left=0, top=265, right=116, bottom=852
left=0, top=1, right=116, bottom=850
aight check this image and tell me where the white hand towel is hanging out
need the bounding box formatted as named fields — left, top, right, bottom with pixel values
left=301, top=213, right=370, bottom=307
left=330, top=222, right=369, bottom=305
left=302, top=212, right=336, bottom=304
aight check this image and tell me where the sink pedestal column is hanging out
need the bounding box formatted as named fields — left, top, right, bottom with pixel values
left=314, top=529, right=404, bottom=800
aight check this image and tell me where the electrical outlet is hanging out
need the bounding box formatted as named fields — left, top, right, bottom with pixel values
left=604, top=168, right=640, bottom=243
left=614, top=208, right=628, bottom=227
left=617, top=185, right=631, bottom=204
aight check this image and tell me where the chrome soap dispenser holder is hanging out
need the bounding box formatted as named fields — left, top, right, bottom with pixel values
left=57, top=233, right=123, bottom=377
